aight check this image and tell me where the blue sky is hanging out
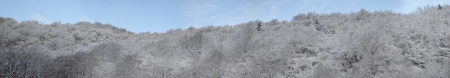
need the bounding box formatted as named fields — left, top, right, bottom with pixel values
left=1, top=0, right=449, bottom=33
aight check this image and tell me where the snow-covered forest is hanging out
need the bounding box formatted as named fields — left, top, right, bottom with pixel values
left=1, top=5, right=450, bottom=78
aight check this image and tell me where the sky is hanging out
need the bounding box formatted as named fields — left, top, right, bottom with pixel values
left=1, top=0, right=449, bottom=33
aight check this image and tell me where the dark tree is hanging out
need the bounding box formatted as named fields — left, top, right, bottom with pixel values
left=257, top=22, right=262, bottom=31
left=438, top=4, right=443, bottom=10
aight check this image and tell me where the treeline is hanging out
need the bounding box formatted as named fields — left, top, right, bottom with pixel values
left=1, top=5, right=450, bottom=78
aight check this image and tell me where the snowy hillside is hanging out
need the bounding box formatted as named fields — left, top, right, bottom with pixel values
left=1, top=5, right=450, bottom=78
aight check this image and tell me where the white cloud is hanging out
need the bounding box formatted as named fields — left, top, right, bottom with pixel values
left=77, top=14, right=92, bottom=22
left=27, top=12, right=53, bottom=24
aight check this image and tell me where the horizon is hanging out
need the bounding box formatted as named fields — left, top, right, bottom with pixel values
left=1, top=0, right=449, bottom=33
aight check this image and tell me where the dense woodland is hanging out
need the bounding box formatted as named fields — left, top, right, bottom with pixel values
left=1, top=5, right=450, bottom=78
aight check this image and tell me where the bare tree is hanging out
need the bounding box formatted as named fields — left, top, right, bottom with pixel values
left=0, top=47, right=49, bottom=78
left=115, top=54, right=142, bottom=78
left=181, top=31, right=205, bottom=59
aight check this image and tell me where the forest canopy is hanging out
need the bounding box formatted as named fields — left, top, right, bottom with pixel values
left=1, top=5, right=450, bottom=78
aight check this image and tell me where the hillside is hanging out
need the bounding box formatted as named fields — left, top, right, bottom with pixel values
left=1, top=5, right=450, bottom=78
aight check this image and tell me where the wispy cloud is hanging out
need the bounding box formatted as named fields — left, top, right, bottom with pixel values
left=77, top=14, right=92, bottom=22
left=183, top=0, right=291, bottom=28
left=49, top=6, right=54, bottom=11
left=400, top=0, right=450, bottom=13
left=183, top=2, right=217, bottom=28
left=27, top=12, right=53, bottom=24
left=184, top=2, right=217, bottom=19
left=435, top=0, right=450, bottom=4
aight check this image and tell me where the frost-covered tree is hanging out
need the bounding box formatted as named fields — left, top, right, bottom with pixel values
left=0, top=4, right=450, bottom=78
